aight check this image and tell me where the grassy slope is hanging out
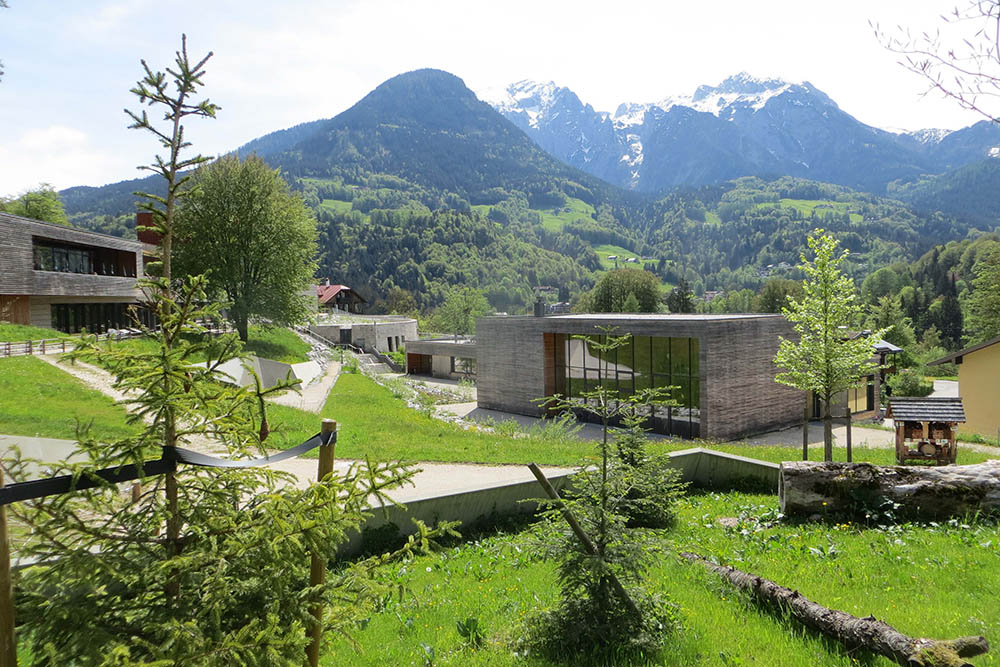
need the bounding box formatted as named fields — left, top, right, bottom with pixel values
left=323, top=492, right=1000, bottom=665
left=536, top=197, right=596, bottom=232
left=0, top=356, right=136, bottom=441
left=107, top=326, right=311, bottom=365
left=758, top=199, right=863, bottom=224
left=0, top=323, right=70, bottom=342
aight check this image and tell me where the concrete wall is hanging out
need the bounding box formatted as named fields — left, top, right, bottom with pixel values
left=341, top=470, right=574, bottom=556
left=0, top=212, right=143, bottom=299
left=958, top=343, right=1000, bottom=439
left=309, top=318, right=417, bottom=353
left=340, top=447, right=780, bottom=556
left=406, top=339, right=478, bottom=379
left=476, top=314, right=803, bottom=441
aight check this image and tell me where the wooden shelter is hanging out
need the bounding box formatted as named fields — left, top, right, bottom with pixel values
left=885, top=396, right=966, bottom=465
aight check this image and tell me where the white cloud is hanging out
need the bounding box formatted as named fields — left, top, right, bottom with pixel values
left=0, top=125, right=136, bottom=197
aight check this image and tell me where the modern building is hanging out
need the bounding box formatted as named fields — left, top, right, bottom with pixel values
left=0, top=212, right=147, bottom=333
left=474, top=313, right=803, bottom=440
left=405, top=337, right=477, bottom=379
left=308, top=315, right=417, bottom=354
left=929, top=336, right=1000, bottom=439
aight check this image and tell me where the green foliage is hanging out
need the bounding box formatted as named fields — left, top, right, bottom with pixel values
left=866, top=295, right=916, bottom=361
left=775, top=231, right=887, bottom=460
left=0, top=183, right=69, bottom=225
left=429, top=287, right=491, bottom=335
left=665, top=278, right=695, bottom=313
left=586, top=269, right=660, bottom=313
left=965, top=245, right=1000, bottom=344
left=528, top=332, right=680, bottom=659
left=10, top=278, right=452, bottom=664
left=125, top=34, right=219, bottom=283
left=174, top=154, right=319, bottom=341
left=888, top=368, right=935, bottom=397
left=755, top=278, right=803, bottom=313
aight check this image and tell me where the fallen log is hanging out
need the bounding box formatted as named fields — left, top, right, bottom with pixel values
left=779, top=460, right=1000, bottom=521
left=681, top=552, right=989, bottom=667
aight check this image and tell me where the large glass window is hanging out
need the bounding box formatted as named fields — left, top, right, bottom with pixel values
left=553, top=333, right=700, bottom=438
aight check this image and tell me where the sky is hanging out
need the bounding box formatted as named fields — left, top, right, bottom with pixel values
left=0, top=0, right=993, bottom=197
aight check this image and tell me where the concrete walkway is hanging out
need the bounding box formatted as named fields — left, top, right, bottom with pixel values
left=0, top=432, right=566, bottom=502
left=265, top=360, right=341, bottom=413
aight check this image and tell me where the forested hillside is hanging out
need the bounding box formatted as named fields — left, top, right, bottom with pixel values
left=56, top=69, right=998, bottom=314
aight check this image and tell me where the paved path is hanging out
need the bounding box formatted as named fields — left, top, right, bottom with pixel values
left=266, top=360, right=342, bottom=412
left=0, top=432, right=566, bottom=502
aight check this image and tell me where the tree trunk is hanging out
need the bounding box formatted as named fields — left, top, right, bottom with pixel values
left=234, top=312, right=249, bottom=343
left=823, top=398, right=833, bottom=462
left=681, top=552, right=989, bottom=666
left=779, top=460, right=1000, bottom=521
left=802, top=393, right=810, bottom=461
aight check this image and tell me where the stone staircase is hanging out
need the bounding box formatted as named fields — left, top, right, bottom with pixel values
left=357, top=353, right=392, bottom=375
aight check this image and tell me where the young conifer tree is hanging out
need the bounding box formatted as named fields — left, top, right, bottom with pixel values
left=7, top=37, right=455, bottom=664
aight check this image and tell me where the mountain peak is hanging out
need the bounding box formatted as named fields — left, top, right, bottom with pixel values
left=693, top=72, right=790, bottom=101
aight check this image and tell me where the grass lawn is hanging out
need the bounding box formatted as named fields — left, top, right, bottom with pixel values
left=536, top=196, right=596, bottom=232
left=592, top=243, right=643, bottom=271
left=0, top=356, right=137, bottom=441
left=0, top=323, right=71, bottom=342
left=103, top=325, right=311, bottom=364
left=322, top=491, right=1000, bottom=665
left=275, top=372, right=995, bottom=468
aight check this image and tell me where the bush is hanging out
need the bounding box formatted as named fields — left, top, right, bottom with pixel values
left=888, top=367, right=934, bottom=397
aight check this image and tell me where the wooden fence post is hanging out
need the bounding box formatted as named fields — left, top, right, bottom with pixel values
left=802, top=393, right=810, bottom=461
left=0, top=468, right=17, bottom=666
left=306, top=419, right=337, bottom=667
left=845, top=408, right=853, bottom=463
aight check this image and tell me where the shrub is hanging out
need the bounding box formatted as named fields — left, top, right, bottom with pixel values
left=888, top=367, right=934, bottom=397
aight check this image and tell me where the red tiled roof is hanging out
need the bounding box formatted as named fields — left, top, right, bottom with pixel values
left=316, top=284, right=365, bottom=305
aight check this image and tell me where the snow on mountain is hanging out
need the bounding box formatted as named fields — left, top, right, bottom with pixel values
left=906, top=128, right=952, bottom=145
left=479, top=79, right=562, bottom=129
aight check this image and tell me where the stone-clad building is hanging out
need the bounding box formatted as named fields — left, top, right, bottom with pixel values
left=0, top=212, right=147, bottom=333
left=474, top=313, right=803, bottom=441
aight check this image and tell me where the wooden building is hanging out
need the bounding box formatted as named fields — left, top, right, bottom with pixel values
left=0, top=212, right=147, bottom=333
left=315, top=281, right=366, bottom=314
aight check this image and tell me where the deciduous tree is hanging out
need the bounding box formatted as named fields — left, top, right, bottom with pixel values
left=174, top=154, right=318, bottom=341
left=586, top=269, right=660, bottom=313
left=775, top=232, right=886, bottom=461
left=432, top=287, right=490, bottom=335
left=0, top=183, right=68, bottom=225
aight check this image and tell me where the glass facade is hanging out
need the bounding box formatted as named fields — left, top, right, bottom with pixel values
left=50, top=303, right=152, bottom=334
left=32, top=239, right=137, bottom=277
left=553, top=333, right=700, bottom=437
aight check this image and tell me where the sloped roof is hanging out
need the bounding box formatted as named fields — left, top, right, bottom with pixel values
left=886, top=396, right=966, bottom=423
left=315, top=284, right=366, bottom=305
left=928, top=335, right=1000, bottom=366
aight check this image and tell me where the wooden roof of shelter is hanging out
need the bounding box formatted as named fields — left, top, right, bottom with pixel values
left=885, top=396, right=966, bottom=423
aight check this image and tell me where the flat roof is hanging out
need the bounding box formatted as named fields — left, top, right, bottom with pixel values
left=0, top=211, right=142, bottom=246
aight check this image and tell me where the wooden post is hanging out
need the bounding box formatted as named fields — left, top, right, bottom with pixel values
left=306, top=419, right=337, bottom=667
left=0, top=468, right=17, bottom=666
left=845, top=408, right=852, bottom=463
left=802, top=393, right=810, bottom=461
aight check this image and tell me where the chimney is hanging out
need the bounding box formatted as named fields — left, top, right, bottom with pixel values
left=135, top=212, right=161, bottom=245
left=324, top=278, right=330, bottom=287
left=533, top=297, right=545, bottom=317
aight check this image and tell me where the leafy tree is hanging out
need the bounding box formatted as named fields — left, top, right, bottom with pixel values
left=431, top=287, right=490, bottom=335
left=174, top=154, right=318, bottom=341
left=965, top=246, right=1000, bottom=343
left=587, top=269, right=660, bottom=313
left=622, top=292, right=640, bottom=313
left=665, top=278, right=695, bottom=313
left=755, top=278, right=803, bottom=313
left=866, top=294, right=915, bottom=351
left=0, top=183, right=69, bottom=225
left=775, top=232, right=886, bottom=461
left=383, top=286, right=418, bottom=315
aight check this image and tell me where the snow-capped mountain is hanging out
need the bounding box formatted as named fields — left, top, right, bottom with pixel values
left=481, top=73, right=1000, bottom=193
